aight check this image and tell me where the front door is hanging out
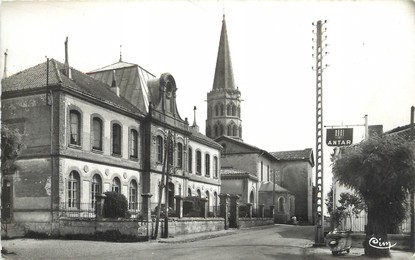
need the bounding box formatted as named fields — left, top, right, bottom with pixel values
left=1, top=180, right=12, bottom=222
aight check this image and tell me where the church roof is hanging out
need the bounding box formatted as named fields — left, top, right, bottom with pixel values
left=212, top=15, right=236, bottom=91
left=270, top=149, right=314, bottom=166
left=87, top=61, right=155, bottom=113
left=190, top=128, right=223, bottom=150
left=259, top=182, right=291, bottom=193
left=2, top=59, right=144, bottom=116
left=220, top=167, right=258, bottom=180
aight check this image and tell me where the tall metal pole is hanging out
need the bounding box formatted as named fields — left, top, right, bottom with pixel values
left=410, top=106, right=414, bottom=252
left=313, top=20, right=327, bottom=245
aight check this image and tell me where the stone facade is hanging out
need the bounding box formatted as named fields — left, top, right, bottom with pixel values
left=1, top=56, right=222, bottom=235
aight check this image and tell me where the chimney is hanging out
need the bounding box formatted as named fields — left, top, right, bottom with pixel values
left=192, top=106, right=199, bottom=132
left=64, top=37, right=72, bottom=79
left=111, top=70, right=120, bottom=96
left=3, top=49, right=8, bottom=79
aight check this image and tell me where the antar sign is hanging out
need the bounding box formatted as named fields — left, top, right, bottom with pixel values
left=326, top=128, right=353, bottom=146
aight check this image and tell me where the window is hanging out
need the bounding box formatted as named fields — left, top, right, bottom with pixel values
left=130, top=129, right=138, bottom=158
left=233, top=125, right=237, bottom=136
left=112, top=177, right=121, bottom=193
left=177, top=143, right=183, bottom=169
left=239, top=126, right=242, bottom=138
left=68, top=171, right=80, bottom=208
left=227, top=124, right=232, bottom=136
left=197, top=189, right=201, bottom=198
left=278, top=197, right=284, bottom=212
left=267, top=165, right=270, bottom=182
left=205, top=190, right=210, bottom=208
left=92, top=117, right=103, bottom=150
left=69, top=110, right=81, bottom=146
left=219, top=124, right=224, bottom=136
left=188, top=188, right=192, bottom=197
left=157, top=136, right=163, bottom=163
left=220, top=104, right=224, bottom=116
left=91, top=174, right=102, bottom=208
left=232, top=105, right=236, bottom=116
left=215, top=105, right=219, bottom=116
left=261, top=161, right=263, bottom=181
left=129, top=180, right=138, bottom=210
left=227, top=104, right=231, bottom=116
left=214, top=125, right=219, bottom=137
left=188, top=147, right=193, bottom=173
left=214, top=192, right=218, bottom=215
left=196, top=150, right=202, bottom=175
left=112, top=123, right=122, bottom=155
left=205, top=154, right=210, bottom=177
left=213, top=156, right=218, bottom=178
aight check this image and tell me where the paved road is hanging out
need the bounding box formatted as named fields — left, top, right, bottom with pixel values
left=2, top=225, right=414, bottom=259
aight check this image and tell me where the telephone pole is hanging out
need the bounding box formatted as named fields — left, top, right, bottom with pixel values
left=312, top=19, right=328, bottom=246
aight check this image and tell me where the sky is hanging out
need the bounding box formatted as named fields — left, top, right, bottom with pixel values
left=1, top=0, right=415, bottom=203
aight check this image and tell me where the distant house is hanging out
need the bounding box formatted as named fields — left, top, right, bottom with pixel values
left=217, top=135, right=314, bottom=223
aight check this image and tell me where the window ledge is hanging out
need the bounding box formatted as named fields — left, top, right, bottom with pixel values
left=68, top=144, right=82, bottom=150
left=129, top=156, right=139, bottom=162
left=112, top=153, right=122, bottom=158
left=92, top=149, right=103, bottom=154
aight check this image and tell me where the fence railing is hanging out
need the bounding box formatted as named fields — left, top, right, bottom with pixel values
left=60, top=202, right=96, bottom=218
left=60, top=202, right=143, bottom=219
left=342, top=213, right=411, bottom=233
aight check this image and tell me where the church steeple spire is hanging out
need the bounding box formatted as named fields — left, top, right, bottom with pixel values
left=206, top=15, right=242, bottom=141
left=212, top=14, right=235, bottom=91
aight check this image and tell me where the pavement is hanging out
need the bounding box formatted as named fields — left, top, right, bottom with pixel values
left=159, top=228, right=415, bottom=259
left=3, top=227, right=415, bottom=259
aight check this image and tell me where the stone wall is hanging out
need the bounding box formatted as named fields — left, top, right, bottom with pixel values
left=239, top=218, right=274, bottom=229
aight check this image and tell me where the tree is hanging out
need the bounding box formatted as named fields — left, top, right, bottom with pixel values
left=1, top=126, right=25, bottom=174
left=333, top=134, right=415, bottom=257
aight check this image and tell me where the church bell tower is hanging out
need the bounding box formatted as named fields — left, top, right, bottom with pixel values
left=206, top=15, right=242, bottom=141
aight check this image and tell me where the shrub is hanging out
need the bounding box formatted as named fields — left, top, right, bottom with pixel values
left=103, top=191, right=129, bottom=219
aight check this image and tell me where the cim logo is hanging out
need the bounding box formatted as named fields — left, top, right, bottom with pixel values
left=368, top=237, right=397, bottom=250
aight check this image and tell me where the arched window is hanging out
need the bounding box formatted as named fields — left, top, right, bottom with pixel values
left=279, top=197, right=285, bottom=212
left=197, top=189, right=201, bottom=198
left=157, top=136, right=163, bottom=163
left=92, top=117, right=102, bottom=150
left=70, top=110, right=81, bottom=146
left=219, top=124, right=224, bottom=136
left=233, top=125, right=237, bottom=136
left=249, top=190, right=254, bottom=204
left=214, top=192, right=218, bottom=215
left=227, top=124, right=232, bottom=136
left=130, top=129, right=138, bottom=158
left=232, top=105, right=236, bottom=116
left=213, top=156, right=218, bottom=178
left=112, top=177, right=121, bottom=193
left=188, top=147, right=193, bottom=173
left=205, top=190, right=210, bottom=208
left=196, top=150, right=202, bottom=175
left=205, top=154, right=210, bottom=177
left=188, top=188, right=192, bottom=197
left=68, top=171, right=80, bottom=208
left=215, top=104, right=219, bottom=116
left=214, top=124, right=219, bottom=137
left=112, top=123, right=122, bottom=155
left=177, top=143, right=183, bottom=169
left=129, top=180, right=138, bottom=210
left=220, top=104, right=224, bottom=116
left=91, top=174, right=102, bottom=208
left=227, top=104, right=231, bottom=116
left=206, top=125, right=211, bottom=137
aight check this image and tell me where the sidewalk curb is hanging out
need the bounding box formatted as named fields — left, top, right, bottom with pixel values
left=158, top=230, right=237, bottom=244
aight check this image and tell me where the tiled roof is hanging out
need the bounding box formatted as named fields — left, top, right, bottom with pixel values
left=385, top=124, right=412, bottom=140
left=190, top=129, right=223, bottom=150
left=88, top=61, right=140, bottom=73
left=259, top=182, right=291, bottom=193
left=220, top=167, right=258, bottom=180
left=2, top=59, right=144, bottom=116
left=271, top=148, right=313, bottom=161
